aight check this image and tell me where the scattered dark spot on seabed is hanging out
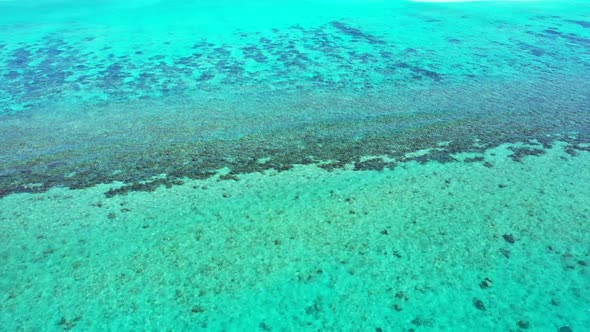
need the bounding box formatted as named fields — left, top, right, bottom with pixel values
left=499, top=248, right=511, bottom=258
left=517, top=320, right=530, bottom=329
left=472, top=298, right=486, bottom=311
left=565, top=19, right=590, bottom=28
left=330, top=21, right=386, bottom=44
left=502, top=234, right=516, bottom=244
left=531, top=28, right=590, bottom=47
left=517, top=42, right=546, bottom=57
left=479, top=278, right=493, bottom=289
left=57, top=316, right=81, bottom=331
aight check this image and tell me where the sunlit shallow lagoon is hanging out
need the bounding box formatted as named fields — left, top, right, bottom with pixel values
left=1, top=0, right=589, bottom=330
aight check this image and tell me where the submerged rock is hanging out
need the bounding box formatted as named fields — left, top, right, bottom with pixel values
left=472, top=298, right=486, bottom=311
left=191, top=306, right=205, bottom=313
left=502, top=234, right=516, bottom=244
left=499, top=248, right=511, bottom=258
left=479, top=277, right=493, bottom=289
left=517, top=320, right=530, bottom=329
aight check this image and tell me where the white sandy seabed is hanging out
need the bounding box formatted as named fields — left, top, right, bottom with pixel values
left=0, top=141, right=589, bottom=331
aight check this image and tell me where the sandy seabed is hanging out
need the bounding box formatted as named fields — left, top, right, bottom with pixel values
left=1, top=142, right=588, bottom=331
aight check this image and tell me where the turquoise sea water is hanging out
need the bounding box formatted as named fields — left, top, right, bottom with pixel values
left=1, top=0, right=589, bottom=330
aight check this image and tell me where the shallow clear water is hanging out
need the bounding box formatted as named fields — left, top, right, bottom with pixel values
left=1, top=0, right=589, bottom=330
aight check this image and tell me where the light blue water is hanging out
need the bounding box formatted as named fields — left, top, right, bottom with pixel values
left=0, top=0, right=589, bottom=330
